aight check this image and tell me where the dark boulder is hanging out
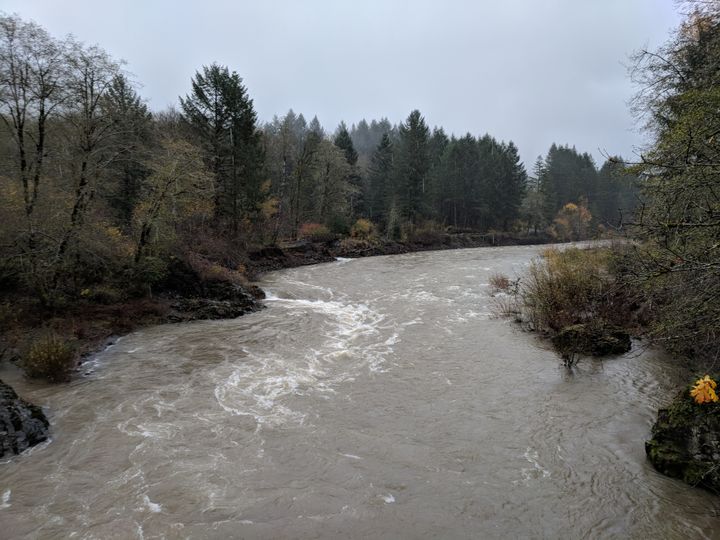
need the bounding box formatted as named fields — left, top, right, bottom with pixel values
left=551, top=323, right=632, bottom=357
left=0, top=379, right=49, bottom=457
left=646, top=387, right=720, bottom=492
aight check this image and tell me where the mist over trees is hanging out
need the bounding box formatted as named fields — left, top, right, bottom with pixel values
left=0, top=12, right=641, bottom=306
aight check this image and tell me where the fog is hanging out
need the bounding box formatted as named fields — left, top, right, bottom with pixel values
left=3, top=0, right=681, bottom=167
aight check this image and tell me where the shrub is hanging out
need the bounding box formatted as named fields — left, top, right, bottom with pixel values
left=82, top=286, right=124, bottom=305
left=489, top=273, right=511, bottom=292
left=404, top=220, right=445, bottom=245
left=520, top=247, right=614, bottom=332
left=180, top=252, right=248, bottom=287
left=23, top=333, right=76, bottom=383
left=350, top=218, right=377, bottom=240
left=134, top=256, right=168, bottom=287
left=299, top=223, right=335, bottom=242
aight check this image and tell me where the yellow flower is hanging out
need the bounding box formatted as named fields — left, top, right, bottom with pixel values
left=690, top=375, right=718, bottom=404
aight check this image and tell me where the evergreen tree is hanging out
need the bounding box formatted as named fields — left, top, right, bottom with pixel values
left=595, top=157, right=638, bottom=227
left=497, top=141, right=527, bottom=230
left=333, top=122, right=358, bottom=166
left=101, top=74, right=153, bottom=228
left=539, top=144, right=598, bottom=222
left=394, top=110, right=430, bottom=224
left=180, top=63, right=264, bottom=236
left=366, top=133, right=394, bottom=223
left=334, top=122, right=362, bottom=217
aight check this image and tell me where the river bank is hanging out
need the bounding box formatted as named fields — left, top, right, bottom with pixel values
left=2, top=231, right=553, bottom=372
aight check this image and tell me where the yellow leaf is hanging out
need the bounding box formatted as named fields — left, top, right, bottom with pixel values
left=690, top=375, right=719, bottom=404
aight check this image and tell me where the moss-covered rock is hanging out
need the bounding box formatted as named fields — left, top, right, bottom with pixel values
left=551, top=323, right=632, bottom=357
left=646, top=386, right=720, bottom=492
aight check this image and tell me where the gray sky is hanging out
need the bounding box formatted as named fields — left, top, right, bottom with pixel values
left=4, top=0, right=681, bottom=169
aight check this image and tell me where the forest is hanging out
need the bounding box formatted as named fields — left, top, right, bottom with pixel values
left=0, top=13, right=640, bottom=315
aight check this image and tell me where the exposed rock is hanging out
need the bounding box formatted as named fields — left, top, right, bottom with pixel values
left=551, top=323, right=632, bottom=357
left=247, top=242, right=335, bottom=277
left=646, top=388, right=720, bottom=492
left=167, top=281, right=262, bottom=322
left=0, top=379, right=49, bottom=457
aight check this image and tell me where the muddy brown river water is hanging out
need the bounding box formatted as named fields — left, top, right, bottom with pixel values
left=1, top=244, right=719, bottom=539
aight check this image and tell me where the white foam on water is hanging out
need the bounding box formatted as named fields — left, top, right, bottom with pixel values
left=214, top=295, right=396, bottom=426
left=517, top=447, right=551, bottom=484
left=340, top=453, right=362, bottom=460
left=381, top=494, right=395, bottom=504
left=0, top=489, right=10, bottom=509
left=143, top=495, right=162, bottom=513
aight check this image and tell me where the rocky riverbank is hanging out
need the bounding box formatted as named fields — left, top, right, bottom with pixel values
left=245, top=231, right=553, bottom=277
left=0, top=380, right=49, bottom=458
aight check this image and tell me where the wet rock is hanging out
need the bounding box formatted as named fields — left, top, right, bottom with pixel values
left=167, top=282, right=262, bottom=323
left=646, top=388, right=720, bottom=492
left=0, top=379, right=49, bottom=457
left=551, top=323, right=631, bottom=357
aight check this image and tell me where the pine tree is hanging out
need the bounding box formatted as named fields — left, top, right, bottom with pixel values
left=393, top=110, right=430, bottom=224
left=180, top=63, right=264, bottom=236
left=101, top=74, right=154, bottom=228
left=367, top=133, right=394, bottom=224
left=334, top=122, right=362, bottom=217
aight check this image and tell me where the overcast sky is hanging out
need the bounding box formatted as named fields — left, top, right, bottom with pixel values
left=4, top=0, right=681, bottom=169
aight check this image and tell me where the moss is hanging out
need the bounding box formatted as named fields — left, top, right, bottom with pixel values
left=646, top=383, right=720, bottom=492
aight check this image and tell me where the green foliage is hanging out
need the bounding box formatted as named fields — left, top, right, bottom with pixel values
left=23, top=333, right=76, bottom=383
left=393, top=110, right=431, bottom=224
left=134, top=256, right=169, bottom=290
left=538, top=144, right=598, bottom=223
left=628, top=7, right=720, bottom=365
left=180, top=63, right=265, bottom=234
left=81, top=286, right=124, bottom=305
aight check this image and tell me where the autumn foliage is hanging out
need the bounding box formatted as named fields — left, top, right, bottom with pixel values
left=690, top=375, right=719, bottom=405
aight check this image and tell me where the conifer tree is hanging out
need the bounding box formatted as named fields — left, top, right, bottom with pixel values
left=366, top=133, right=394, bottom=223
left=180, top=63, right=264, bottom=236
left=394, top=110, right=430, bottom=224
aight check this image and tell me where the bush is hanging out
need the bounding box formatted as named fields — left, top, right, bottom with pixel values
left=489, top=273, right=511, bottom=292
left=23, top=333, right=76, bottom=383
left=404, top=220, right=445, bottom=245
left=299, top=223, right=335, bottom=242
left=81, top=286, right=124, bottom=305
left=134, top=256, right=168, bottom=288
left=350, top=218, right=377, bottom=240
left=520, top=247, right=614, bottom=332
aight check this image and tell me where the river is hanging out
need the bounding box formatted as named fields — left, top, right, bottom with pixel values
left=1, top=244, right=718, bottom=539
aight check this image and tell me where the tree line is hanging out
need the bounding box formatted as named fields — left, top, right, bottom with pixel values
left=0, top=13, right=639, bottom=306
